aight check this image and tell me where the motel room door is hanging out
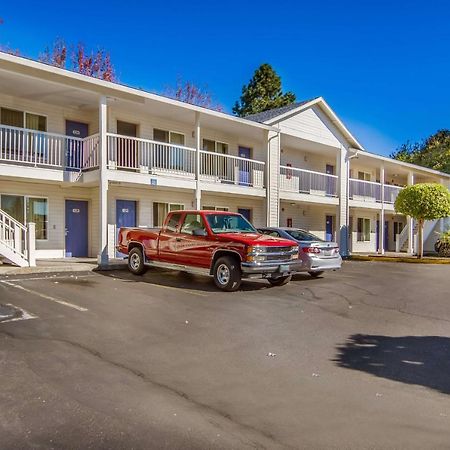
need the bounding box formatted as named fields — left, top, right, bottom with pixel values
left=65, top=200, right=88, bottom=257
left=116, top=199, right=137, bottom=256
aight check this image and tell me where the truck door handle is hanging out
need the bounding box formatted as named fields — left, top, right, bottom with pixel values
left=176, top=238, right=182, bottom=242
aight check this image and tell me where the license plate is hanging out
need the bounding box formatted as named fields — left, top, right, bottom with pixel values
left=323, top=250, right=332, bottom=256
left=279, top=264, right=289, bottom=272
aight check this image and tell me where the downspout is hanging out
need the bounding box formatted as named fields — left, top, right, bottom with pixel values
left=267, top=125, right=281, bottom=226
left=345, top=147, right=359, bottom=257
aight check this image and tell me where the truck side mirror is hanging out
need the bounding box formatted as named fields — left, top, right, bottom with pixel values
left=193, top=228, right=207, bottom=237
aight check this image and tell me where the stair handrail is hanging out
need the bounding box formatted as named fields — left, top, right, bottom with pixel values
left=0, top=208, right=28, bottom=258
left=395, top=224, right=410, bottom=252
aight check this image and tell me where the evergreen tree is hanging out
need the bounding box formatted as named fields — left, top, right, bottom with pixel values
left=233, top=64, right=296, bottom=117
left=391, top=129, right=450, bottom=174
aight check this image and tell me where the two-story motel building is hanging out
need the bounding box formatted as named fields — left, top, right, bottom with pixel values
left=0, top=52, right=449, bottom=267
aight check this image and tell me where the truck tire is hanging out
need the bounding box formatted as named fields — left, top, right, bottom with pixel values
left=128, top=247, right=147, bottom=275
left=267, top=275, right=292, bottom=286
left=213, top=256, right=241, bottom=292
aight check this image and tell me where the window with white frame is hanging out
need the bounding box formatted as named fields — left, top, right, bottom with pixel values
left=1, top=108, right=46, bottom=131
left=357, top=218, right=371, bottom=242
left=202, top=139, right=228, bottom=154
left=357, top=171, right=371, bottom=181
left=153, top=129, right=185, bottom=146
left=202, top=206, right=229, bottom=211
left=153, top=202, right=184, bottom=227
left=0, top=194, right=48, bottom=239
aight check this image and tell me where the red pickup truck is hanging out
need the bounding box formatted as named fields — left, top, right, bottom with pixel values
left=117, top=210, right=299, bottom=291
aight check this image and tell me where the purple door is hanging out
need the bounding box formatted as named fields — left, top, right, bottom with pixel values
left=65, top=200, right=88, bottom=257
left=325, top=215, right=334, bottom=242
left=238, top=147, right=251, bottom=186
left=116, top=200, right=137, bottom=257
left=66, top=120, right=89, bottom=170
left=238, top=208, right=252, bottom=222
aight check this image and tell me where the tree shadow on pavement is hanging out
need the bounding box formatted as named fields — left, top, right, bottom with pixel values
left=334, top=334, right=450, bottom=394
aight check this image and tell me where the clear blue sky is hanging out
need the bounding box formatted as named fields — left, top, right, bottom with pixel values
left=1, top=0, right=449, bottom=155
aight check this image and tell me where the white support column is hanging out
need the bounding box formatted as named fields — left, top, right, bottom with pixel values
left=27, top=222, right=36, bottom=267
left=379, top=164, right=385, bottom=254
left=407, top=171, right=415, bottom=254
left=266, top=129, right=280, bottom=226
left=98, top=96, right=109, bottom=266
left=195, top=112, right=201, bottom=210
left=336, top=145, right=349, bottom=256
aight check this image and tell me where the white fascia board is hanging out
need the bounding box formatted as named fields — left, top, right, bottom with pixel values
left=0, top=52, right=276, bottom=132
left=357, top=150, right=450, bottom=179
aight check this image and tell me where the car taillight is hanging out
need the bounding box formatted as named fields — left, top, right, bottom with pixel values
left=302, top=247, right=321, bottom=254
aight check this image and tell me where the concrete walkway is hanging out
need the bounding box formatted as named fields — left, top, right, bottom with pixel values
left=0, top=257, right=127, bottom=276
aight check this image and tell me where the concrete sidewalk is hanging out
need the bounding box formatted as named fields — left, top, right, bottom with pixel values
left=0, top=257, right=127, bottom=276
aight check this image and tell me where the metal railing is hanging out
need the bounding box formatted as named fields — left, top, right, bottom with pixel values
left=384, top=184, right=402, bottom=204
left=0, top=124, right=99, bottom=171
left=349, top=178, right=382, bottom=202
left=280, top=165, right=338, bottom=197
left=107, top=133, right=196, bottom=177
left=200, top=150, right=265, bottom=187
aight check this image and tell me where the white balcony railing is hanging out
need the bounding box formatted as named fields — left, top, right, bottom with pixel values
left=349, top=178, right=381, bottom=202
left=280, top=166, right=338, bottom=197
left=0, top=124, right=99, bottom=171
left=384, top=184, right=403, bottom=204
left=107, top=133, right=196, bottom=177
left=200, top=151, right=265, bottom=187
left=106, top=134, right=266, bottom=187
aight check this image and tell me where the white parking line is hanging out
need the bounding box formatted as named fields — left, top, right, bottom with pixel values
left=1, top=274, right=95, bottom=283
left=1, top=281, right=88, bottom=312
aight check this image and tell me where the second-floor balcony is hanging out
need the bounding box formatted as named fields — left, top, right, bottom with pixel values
left=106, top=133, right=266, bottom=188
left=349, top=178, right=403, bottom=205
left=0, top=124, right=99, bottom=171
left=280, top=165, right=338, bottom=198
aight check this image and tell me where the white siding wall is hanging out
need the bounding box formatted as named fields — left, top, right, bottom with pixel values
left=0, top=92, right=98, bottom=135
left=349, top=209, right=378, bottom=253
left=281, top=147, right=336, bottom=173
left=280, top=202, right=338, bottom=241
left=200, top=194, right=265, bottom=227
left=278, top=105, right=345, bottom=148
left=0, top=180, right=98, bottom=258
left=108, top=186, right=195, bottom=227
left=108, top=107, right=266, bottom=161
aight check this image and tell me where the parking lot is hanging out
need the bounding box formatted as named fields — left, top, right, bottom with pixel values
left=1, top=261, right=450, bottom=449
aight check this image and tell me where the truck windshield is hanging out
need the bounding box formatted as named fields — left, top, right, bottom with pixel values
left=206, top=214, right=257, bottom=234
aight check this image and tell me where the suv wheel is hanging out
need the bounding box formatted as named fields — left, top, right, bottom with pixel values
left=128, top=247, right=147, bottom=275
left=213, top=256, right=241, bottom=291
left=267, top=275, right=292, bottom=286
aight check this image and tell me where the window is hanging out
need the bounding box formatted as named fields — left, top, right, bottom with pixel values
left=358, top=171, right=371, bottom=181
left=202, top=206, right=229, bottom=211
left=0, top=108, right=46, bottom=131
left=357, top=218, right=371, bottom=242
left=117, top=121, right=137, bottom=137
left=180, top=214, right=206, bottom=235
left=166, top=213, right=182, bottom=232
left=202, top=139, right=228, bottom=154
left=153, top=202, right=184, bottom=227
left=261, top=230, right=281, bottom=238
left=0, top=194, right=48, bottom=239
left=153, top=128, right=185, bottom=146
left=286, top=229, right=323, bottom=242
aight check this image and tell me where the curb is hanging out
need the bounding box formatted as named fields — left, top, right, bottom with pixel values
left=349, top=255, right=450, bottom=264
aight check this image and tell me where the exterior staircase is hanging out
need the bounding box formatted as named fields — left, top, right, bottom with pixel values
left=0, top=209, right=36, bottom=267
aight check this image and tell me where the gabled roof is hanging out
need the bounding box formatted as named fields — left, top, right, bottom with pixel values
left=246, top=97, right=364, bottom=151
left=245, top=99, right=318, bottom=123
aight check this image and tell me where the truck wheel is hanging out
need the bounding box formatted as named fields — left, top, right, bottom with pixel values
left=308, top=271, right=324, bottom=278
left=213, top=256, right=241, bottom=292
left=267, top=275, right=292, bottom=286
left=128, top=247, right=147, bottom=275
